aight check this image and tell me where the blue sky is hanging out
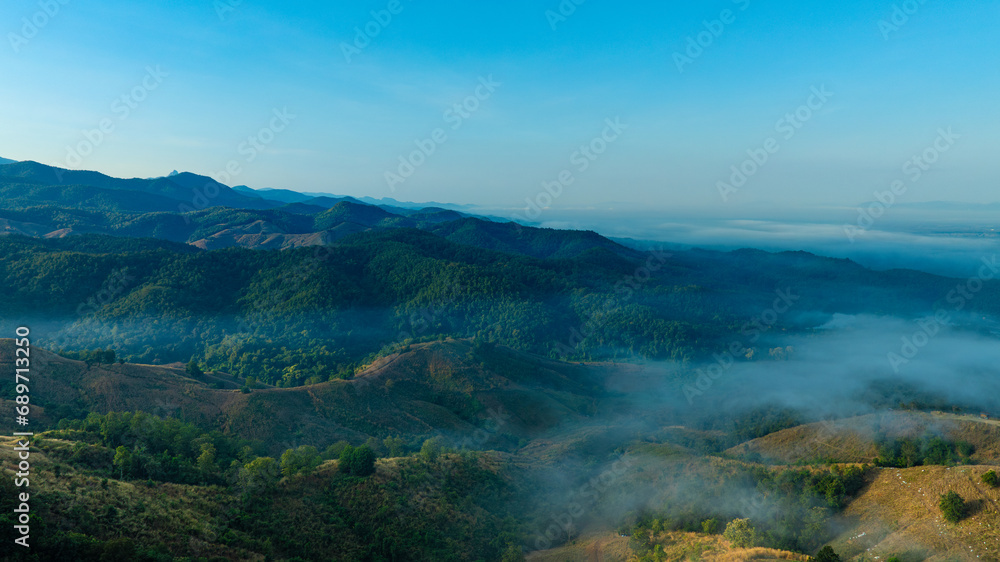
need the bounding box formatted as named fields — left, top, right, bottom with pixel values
left=2, top=0, right=997, bottom=213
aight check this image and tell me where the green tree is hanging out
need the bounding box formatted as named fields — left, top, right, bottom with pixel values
left=112, top=446, right=131, bottom=479
left=323, top=441, right=351, bottom=460
left=500, top=544, right=525, bottom=562
left=813, top=545, right=841, bottom=562
left=338, top=445, right=376, bottom=477
left=939, top=490, right=966, bottom=523
left=383, top=435, right=406, bottom=457
left=420, top=436, right=445, bottom=463
left=280, top=445, right=321, bottom=477
left=723, top=518, right=756, bottom=548
left=197, top=443, right=217, bottom=473
left=982, top=470, right=998, bottom=488
left=238, top=457, right=279, bottom=493
left=701, top=518, right=720, bottom=534
left=186, top=359, right=203, bottom=378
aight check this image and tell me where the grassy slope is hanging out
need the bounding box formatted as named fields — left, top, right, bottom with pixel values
left=525, top=531, right=809, bottom=561
left=725, top=412, right=1000, bottom=465
left=0, top=435, right=524, bottom=561
left=0, top=339, right=608, bottom=454
left=834, top=464, right=1000, bottom=560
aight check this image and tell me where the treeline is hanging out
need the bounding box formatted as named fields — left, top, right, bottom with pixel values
left=0, top=231, right=730, bottom=385
left=875, top=434, right=976, bottom=467
left=6, top=410, right=528, bottom=561
left=6, top=223, right=999, bottom=388
left=623, top=464, right=870, bottom=555
left=46, top=412, right=256, bottom=486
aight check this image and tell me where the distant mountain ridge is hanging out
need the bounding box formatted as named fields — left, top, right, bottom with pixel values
left=0, top=160, right=272, bottom=210
left=0, top=160, right=642, bottom=260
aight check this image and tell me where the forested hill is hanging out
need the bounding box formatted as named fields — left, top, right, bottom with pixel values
left=1, top=228, right=996, bottom=388
left=3, top=159, right=1000, bottom=391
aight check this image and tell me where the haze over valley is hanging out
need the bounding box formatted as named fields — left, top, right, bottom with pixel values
left=2, top=1, right=999, bottom=560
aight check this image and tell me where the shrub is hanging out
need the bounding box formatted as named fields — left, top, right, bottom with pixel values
left=982, top=470, right=998, bottom=488
left=723, top=518, right=756, bottom=548
left=420, top=437, right=445, bottom=463
left=186, top=359, right=203, bottom=378
left=323, top=441, right=350, bottom=460
left=939, top=490, right=966, bottom=523
left=814, top=546, right=841, bottom=561
left=280, top=445, right=321, bottom=477
left=338, top=445, right=376, bottom=477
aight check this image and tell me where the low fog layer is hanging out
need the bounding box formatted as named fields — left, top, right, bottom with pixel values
left=488, top=205, right=1000, bottom=278
left=688, top=314, right=1000, bottom=416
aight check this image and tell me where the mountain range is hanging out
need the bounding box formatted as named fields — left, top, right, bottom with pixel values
left=3, top=158, right=1000, bottom=561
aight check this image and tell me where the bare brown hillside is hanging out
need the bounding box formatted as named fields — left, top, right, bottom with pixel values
left=0, top=338, right=609, bottom=454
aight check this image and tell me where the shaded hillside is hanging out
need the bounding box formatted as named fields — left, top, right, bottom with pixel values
left=429, top=217, right=643, bottom=260
left=3, top=226, right=1000, bottom=386
left=0, top=435, right=527, bottom=561
left=0, top=339, right=609, bottom=453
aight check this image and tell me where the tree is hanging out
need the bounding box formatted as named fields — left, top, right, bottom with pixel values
left=701, top=518, right=720, bottom=534
left=280, top=445, right=321, bottom=477
left=500, top=544, right=525, bottom=562
left=238, top=457, right=279, bottom=493
left=982, top=470, right=998, bottom=488
left=723, top=518, right=756, bottom=548
left=813, top=546, right=841, bottom=562
left=186, top=359, right=203, bottom=378
left=383, top=435, right=406, bottom=457
left=323, top=441, right=351, bottom=460
left=338, top=445, right=376, bottom=476
left=197, top=443, right=217, bottom=473
left=939, top=490, right=966, bottom=523
left=112, top=446, right=132, bottom=479
left=420, top=436, right=445, bottom=463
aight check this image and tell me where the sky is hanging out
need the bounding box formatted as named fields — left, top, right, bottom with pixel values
left=2, top=0, right=998, bottom=215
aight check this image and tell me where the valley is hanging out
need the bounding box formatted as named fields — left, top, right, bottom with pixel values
left=2, top=161, right=1000, bottom=560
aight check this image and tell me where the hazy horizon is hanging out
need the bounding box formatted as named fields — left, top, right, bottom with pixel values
left=4, top=0, right=998, bottom=212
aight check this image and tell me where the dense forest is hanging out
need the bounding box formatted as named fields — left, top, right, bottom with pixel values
left=1, top=223, right=993, bottom=388
left=3, top=165, right=1000, bottom=560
